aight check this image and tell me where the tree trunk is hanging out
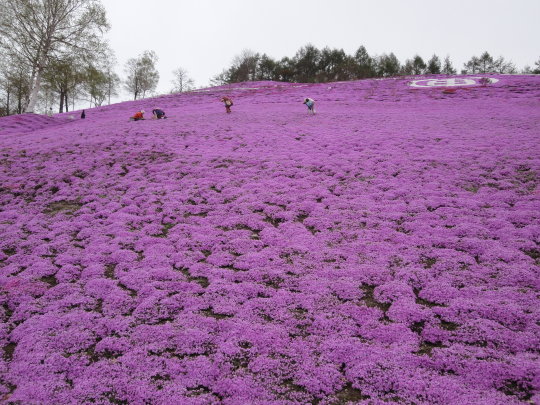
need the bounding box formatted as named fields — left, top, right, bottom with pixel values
left=17, top=86, right=23, bottom=114
left=65, top=92, right=69, bottom=112
left=6, top=89, right=10, bottom=116
left=25, top=68, right=43, bottom=113
left=59, top=91, right=65, bottom=113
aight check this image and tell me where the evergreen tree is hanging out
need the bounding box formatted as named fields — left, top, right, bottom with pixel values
left=227, top=50, right=260, bottom=83
left=400, top=59, right=415, bottom=76
left=426, top=54, right=441, bottom=74
left=257, top=54, right=278, bottom=81
left=533, top=58, right=540, bottom=74
left=477, top=52, right=494, bottom=73
left=318, top=47, right=349, bottom=81
left=275, top=57, right=295, bottom=82
left=375, top=53, right=401, bottom=77
left=463, top=56, right=480, bottom=74
left=292, top=44, right=321, bottom=82
left=411, top=55, right=427, bottom=75
left=354, top=46, right=374, bottom=78
left=442, top=56, right=457, bottom=75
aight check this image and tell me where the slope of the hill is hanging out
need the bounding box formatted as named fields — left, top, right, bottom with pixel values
left=0, top=113, right=68, bottom=136
left=1, top=76, right=539, bottom=404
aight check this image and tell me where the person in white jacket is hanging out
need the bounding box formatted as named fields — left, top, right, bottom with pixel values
left=303, top=98, right=315, bottom=115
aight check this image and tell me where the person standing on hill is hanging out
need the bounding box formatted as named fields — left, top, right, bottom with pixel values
left=303, top=98, right=315, bottom=115
left=81, top=110, right=86, bottom=119
left=221, top=96, right=233, bottom=113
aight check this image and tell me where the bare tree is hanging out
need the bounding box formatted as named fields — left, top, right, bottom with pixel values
left=171, top=67, right=194, bottom=93
left=210, top=69, right=229, bottom=87
left=124, top=50, right=160, bottom=100
left=492, top=56, right=516, bottom=74
left=0, top=0, right=110, bottom=113
left=105, top=68, right=120, bottom=105
left=463, top=52, right=516, bottom=74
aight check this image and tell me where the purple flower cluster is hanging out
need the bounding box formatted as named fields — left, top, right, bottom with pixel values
left=1, top=76, right=539, bottom=404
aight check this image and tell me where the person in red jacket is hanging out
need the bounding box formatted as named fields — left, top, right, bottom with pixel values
left=130, top=110, right=145, bottom=121
left=221, top=97, right=233, bottom=113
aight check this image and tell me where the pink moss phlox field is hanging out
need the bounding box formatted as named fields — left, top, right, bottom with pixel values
left=1, top=76, right=539, bottom=404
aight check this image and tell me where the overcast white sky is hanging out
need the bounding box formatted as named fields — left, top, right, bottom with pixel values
left=102, top=0, right=540, bottom=100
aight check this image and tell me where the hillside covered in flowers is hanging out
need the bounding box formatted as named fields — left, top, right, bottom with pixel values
left=1, top=76, right=539, bottom=404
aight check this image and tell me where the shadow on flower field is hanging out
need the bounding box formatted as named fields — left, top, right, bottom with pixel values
left=1, top=76, right=539, bottom=404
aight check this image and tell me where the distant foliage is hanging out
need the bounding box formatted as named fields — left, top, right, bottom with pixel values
left=212, top=46, right=534, bottom=85
left=0, top=54, right=32, bottom=116
left=354, top=46, right=375, bottom=79
left=41, top=57, right=83, bottom=113
left=212, top=46, right=449, bottom=84
left=374, top=53, right=401, bottom=77
left=171, top=67, right=195, bottom=93
left=124, top=50, right=160, bottom=100
left=0, top=0, right=110, bottom=113
left=463, top=51, right=516, bottom=74
left=532, top=57, right=540, bottom=74
left=0, top=0, right=118, bottom=116
left=401, top=55, right=427, bottom=75
left=426, top=55, right=442, bottom=74
left=442, top=56, right=457, bottom=75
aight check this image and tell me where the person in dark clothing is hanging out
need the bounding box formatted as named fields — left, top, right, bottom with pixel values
left=81, top=110, right=86, bottom=119
left=152, top=108, right=166, bottom=119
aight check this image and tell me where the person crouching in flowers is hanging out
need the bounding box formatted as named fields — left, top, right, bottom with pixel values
left=221, top=96, right=233, bottom=113
left=152, top=108, right=167, bottom=119
left=303, top=98, right=315, bottom=115
left=130, top=110, right=145, bottom=121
